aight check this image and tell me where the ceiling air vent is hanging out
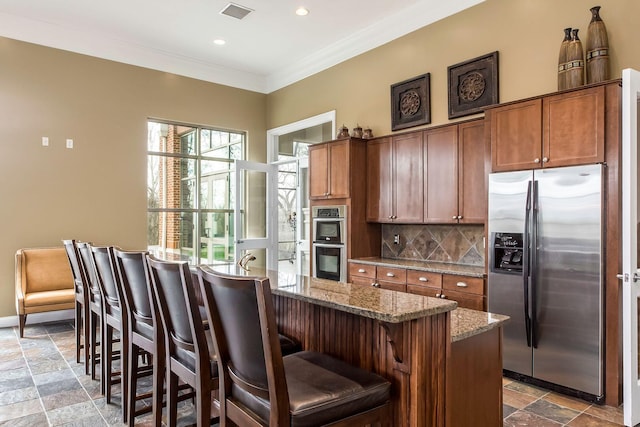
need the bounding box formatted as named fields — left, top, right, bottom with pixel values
left=220, top=2, right=253, bottom=20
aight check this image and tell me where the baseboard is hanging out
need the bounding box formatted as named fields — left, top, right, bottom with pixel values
left=0, top=310, right=74, bottom=329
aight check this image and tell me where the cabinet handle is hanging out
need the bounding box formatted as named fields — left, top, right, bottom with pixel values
left=392, top=215, right=397, bottom=219
left=386, top=272, right=395, bottom=277
left=419, top=277, right=429, bottom=282
left=542, top=157, right=549, bottom=163
left=534, top=158, right=540, bottom=163
left=435, top=293, right=441, bottom=298
left=372, top=282, right=380, bottom=288
left=452, top=215, right=457, bottom=219
left=358, top=268, right=366, bottom=273
left=440, top=294, right=447, bottom=299
left=456, top=282, right=468, bottom=288
left=457, top=215, right=462, bottom=219
left=388, top=215, right=393, bottom=220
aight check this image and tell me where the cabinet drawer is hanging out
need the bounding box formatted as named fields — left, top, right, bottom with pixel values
left=406, top=270, right=442, bottom=287
left=376, top=266, right=406, bottom=283
left=377, top=280, right=407, bottom=293
left=441, top=289, right=485, bottom=311
left=349, top=263, right=376, bottom=279
left=407, top=284, right=441, bottom=298
left=443, top=275, right=484, bottom=296
left=351, top=276, right=374, bottom=287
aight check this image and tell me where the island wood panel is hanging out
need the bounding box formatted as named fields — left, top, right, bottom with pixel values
left=273, top=294, right=450, bottom=427
left=446, top=327, right=502, bottom=427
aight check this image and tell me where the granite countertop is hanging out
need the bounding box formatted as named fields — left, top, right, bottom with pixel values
left=202, top=265, right=457, bottom=323
left=350, top=257, right=485, bottom=278
left=200, top=265, right=509, bottom=341
left=450, top=307, right=509, bottom=343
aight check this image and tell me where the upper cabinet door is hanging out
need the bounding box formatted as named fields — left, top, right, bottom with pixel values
left=366, top=137, right=393, bottom=222
left=309, top=143, right=329, bottom=199
left=393, top=132, right=424, bottom=223
left=328, top=140, right=350, bottom=199
left=309, top=139, right=351, bottom=200
left=543, top=85, right=605, bottom=167
left=424, top=126, right=458, bottom=223
left=490, top=99, right=543, bottom=172
left=458, top=120, right=486, bottom=224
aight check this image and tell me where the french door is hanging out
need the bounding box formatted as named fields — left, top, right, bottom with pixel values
left=621, top=68, right=640, bottom=427
left=234, top=160, right=278, bottom=271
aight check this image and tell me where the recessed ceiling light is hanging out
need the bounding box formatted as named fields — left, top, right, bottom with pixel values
left=213, top=39, right=226, bottom=46
left=295, top=7, right=309, bottom=16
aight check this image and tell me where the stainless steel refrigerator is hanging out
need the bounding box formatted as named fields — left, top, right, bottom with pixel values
left=487, top=164, right=603, bottom=401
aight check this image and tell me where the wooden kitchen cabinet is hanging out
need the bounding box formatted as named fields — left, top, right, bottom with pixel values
left=424, top=119, right=486, bottom=224
left=366, top=133, right=423, bottom=223
left=489, top=85, right=606, bottom=172
left=350, top=261, right=485, bottom=310
left=309, top=138, right=352, bottom=200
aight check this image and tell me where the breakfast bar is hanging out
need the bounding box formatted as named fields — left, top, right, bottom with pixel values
left=209, top=266, right=508, bottom=427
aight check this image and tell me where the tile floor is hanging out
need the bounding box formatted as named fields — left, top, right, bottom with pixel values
left=0, top=320, right=627, bottom=426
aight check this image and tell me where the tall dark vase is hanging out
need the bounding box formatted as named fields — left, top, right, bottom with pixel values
left=566, top=29, right=585, bottom=89
left=586, top=6, right=610, bottom=84
left=557, top=27, right=572, bottom=90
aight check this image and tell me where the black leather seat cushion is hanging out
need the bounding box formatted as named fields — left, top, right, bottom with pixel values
left=231, top=351, right=390, bottom=427
left=278, top=334, right=301, bottom=356
left=174, top=331, right=218, bottom=376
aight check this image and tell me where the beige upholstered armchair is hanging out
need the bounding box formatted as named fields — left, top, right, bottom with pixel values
left=15, top=247, right=75, bottom=337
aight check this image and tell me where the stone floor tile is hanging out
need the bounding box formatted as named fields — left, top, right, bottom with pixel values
left=0, top=386, right=38, bottom=406
left=503, top=404, right=518, bottom=418
left=524, top=399, right=581, bottom=424
left=543, top=392, right=592, bottom=412
left=584, top=404, right=624, bottom=425
left=37, top=377, right=83, bottom=398
left=0, top=357, right=27, bottom=371
left=0, top=398, right=43, bottom=423
left=504, top=380, right=550, bottom=398
left=41, top=387, right=91, bottom=411
left=0, top=376, right=34, bottom=394
left=46, top=400, right=102, bottom=426
left=0, top=411, right=48, bottom=426
left=567, top=412, right=625, bottom=426
left=502, top=388, right=540, bottom=410
left=29, top=358, right=72, bottom=375
left=57, top=414, right=108, bottom=427
left=32, top=367, right=76, bottom=385
left=504, top=410, right=563, bottom=426
left=0, top=366, right=31, bottom=381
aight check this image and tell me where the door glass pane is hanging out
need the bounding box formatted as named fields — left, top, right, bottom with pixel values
left=200, top=212, right=234, bottom=264
left=278, top=162, right=297, bottom=274
left=243, top=170, right=267, bottom=239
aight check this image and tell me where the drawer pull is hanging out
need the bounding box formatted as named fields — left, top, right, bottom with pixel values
left=358, top=268, right=366, bottom=273
left=372, top=282, right=380, bottom=288
left=440, top=294, right=447, bottom=299
left=456, top=282, right=468, bottom=288
left=435, top=293, right=441, bottom=298
left=419, top=277, right=429, bottom=282
left=386, top=272, right=395, bottom=277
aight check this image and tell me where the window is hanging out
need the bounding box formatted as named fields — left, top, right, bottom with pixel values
left=147, top=120, right=244, bottom=264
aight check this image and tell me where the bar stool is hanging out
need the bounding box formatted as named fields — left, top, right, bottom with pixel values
left=197, top=266, right=392, bottom=426
left=62, top=239, right=90, bottom=374
left=146, top=255, right=219, bottom=427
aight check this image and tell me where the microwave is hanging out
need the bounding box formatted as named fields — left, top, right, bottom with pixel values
left=312, top=206, right=346, bottom=244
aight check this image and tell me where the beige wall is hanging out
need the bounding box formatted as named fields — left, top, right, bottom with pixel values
left=2, top=0, right=639, bottom=319
left=267, top=0, right=640, bottom=133
left=0, top=38, right=266, bottom=317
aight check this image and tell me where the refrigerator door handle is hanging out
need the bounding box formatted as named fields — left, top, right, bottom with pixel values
left=531, top=180, right=539, bottom=349
left=523, top=180, right=533, bottom=348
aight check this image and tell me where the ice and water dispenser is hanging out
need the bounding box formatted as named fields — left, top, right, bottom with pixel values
left=491, top=232, right=524, bottom=274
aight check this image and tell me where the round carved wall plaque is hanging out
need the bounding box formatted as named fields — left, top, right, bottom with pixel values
left=459, top=71, right=486, bottom=102
left=400, top=90, right=421, bottom=116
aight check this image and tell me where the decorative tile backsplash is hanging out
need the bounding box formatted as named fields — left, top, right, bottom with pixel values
left=381, top=224, right=485, bottom=266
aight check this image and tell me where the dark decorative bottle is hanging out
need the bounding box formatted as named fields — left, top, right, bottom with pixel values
left=566, top=29, right=585, bottom=89
left=557, top=27, right=572, bottom=91
left=586, top=6, right=609, bottom=84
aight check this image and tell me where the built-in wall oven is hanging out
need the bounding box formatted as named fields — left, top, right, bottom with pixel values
left=312, top=205, right=347, bottom=282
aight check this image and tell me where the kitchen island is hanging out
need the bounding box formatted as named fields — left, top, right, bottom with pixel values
left=205, top=266, right=507, bottom=426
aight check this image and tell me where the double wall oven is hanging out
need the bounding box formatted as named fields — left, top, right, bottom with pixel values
left=312, top=205, right=347, bottom=282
